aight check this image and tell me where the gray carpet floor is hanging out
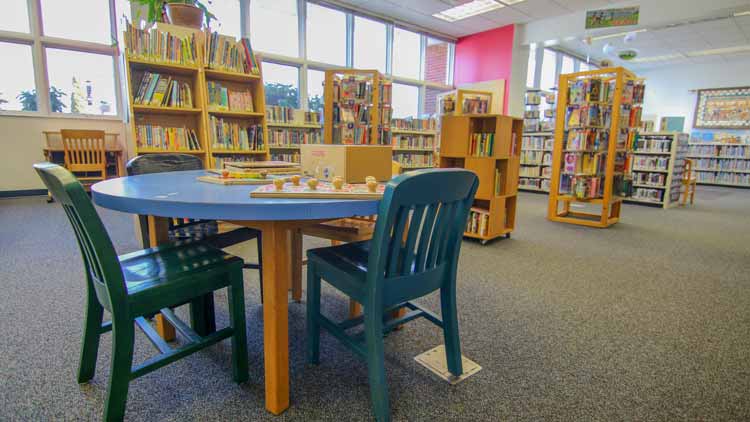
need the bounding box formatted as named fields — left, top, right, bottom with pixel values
left=1, top=187, right=749, bottom=421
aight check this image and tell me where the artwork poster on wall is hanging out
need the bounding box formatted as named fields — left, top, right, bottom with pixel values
left=693, top=87, right=750, bottom=129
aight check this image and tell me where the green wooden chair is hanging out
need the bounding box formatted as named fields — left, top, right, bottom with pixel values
left=306, top=168, right=479, bottom=422
left=34, top=163, right=249, bottom=421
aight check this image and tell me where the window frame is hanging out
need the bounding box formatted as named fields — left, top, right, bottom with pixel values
left=0, top=0, right=123, bottom=119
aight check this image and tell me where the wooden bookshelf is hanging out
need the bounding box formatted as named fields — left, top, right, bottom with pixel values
left=323, top=69, right=392, bottom=145
left=439, top=114, right=522, bottom=244
left=624, top=132, right=688, bottom=208
left=686, top=142, right=750, bottom=187
left=391, top=118, right=437, bottom=174
left=547, top=67, right=645, bottom=228
left=518, top=131, right=554, bottom=192
left=266, top=107, right=323, bottom=163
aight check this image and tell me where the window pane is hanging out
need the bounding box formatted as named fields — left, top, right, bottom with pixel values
left=561, top=55, right=574, bottom=76
left=0, top=0, right=29, bottom=33
left=393, top=28, right=420, bottom=80
left=250, top=0, right=298, bottom=56
left=526, top=44, right=536, bottom=88
left=212, top=0, right=241, bottom=39
left=263, top=62, right=299, bottom=108
left=353, top=16, right=386, bottom=73
left=392, top=83, right=419, bottom=119
left=580, top=62, right=590, bottom=72
left=540, top=49, right=557, bottom=91
left=307, top=3, right=346, bottom=65
left=424, top=87, right=451, bottom=116
left=307, top=69, right=325, bottom=113
left=41, top=0, right=111, bottom=44
left=425, top=37, right=451, bottom=85
left=0, top=42, right=36, bottom=111
left=46, top=49, right=117, bottom=115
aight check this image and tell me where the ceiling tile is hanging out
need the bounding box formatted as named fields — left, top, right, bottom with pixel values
left=511, top=0, right=570, bottom=19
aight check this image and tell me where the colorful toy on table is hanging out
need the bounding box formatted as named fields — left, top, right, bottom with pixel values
left=251, top=175, right=385, bottom=199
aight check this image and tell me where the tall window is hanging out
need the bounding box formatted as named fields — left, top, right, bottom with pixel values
left=46, top=50, right=117, bottom=115
left=0, top=42, right=36, bottom=111
left=250, top=0, right=298, bottom=57
left=307, top=3, right=346, bottom=65
left=392, top=83, right=419, bottom=118
left=540, top=49, right=557, bottom=91
left=353, top=16, right=386, bottom=73
left=41, top=0, right=112, bottom=44
left=1, top=0, right=29, bottom=33
left=263, top=62, right=300, bottom=108
left=211, top=0, right=242, bottom=39
left=526, top=44, right=537, bottom=88
left=392, top=28, right=421, bottom=80
left=307, top=69, right=325, bottom=113
left=561, top=55, right=574, bottom=76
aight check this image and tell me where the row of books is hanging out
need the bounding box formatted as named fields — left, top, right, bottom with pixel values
left=688, top=144, right=750, bottom=158
left=524, top=109, right=540, bottom=119
left=520, top=166, right=551, bottom=178
left=124, top=23, right=197, bottom=65
left=631, top=156, right=669, bottom=172
left=466, top=208, right=490, bottom=237
left=133, top=72, right=193, bottom=108
left=559, top=174, right=603, bottom=199
left=332, top=75, right=373, bottom=102
left=206, top=81, right=254, bottom=112
left=633, top=135, right=672, bottom=153
left=332, top=126, right=380, bottom=145
left=691, top=158, right=750, bottom=171
left=270, top=152, right=300, bottom=164
left=519, top=177, right=551, bottom=191
left=266, top=106, right=320, bottom=125
left=621, top=105, right=643, bottom=128
left=633, top=172, right=667, bottom=186
left=462, top=96, right=490, bottom=114
left=209, top=117, right=264, bottom=151
left=520, top=151, right=551, bottom=166
left=205, top=32, right=260, bottom=75
left=563, top=152, right=606, bottom=175
left=391, top=117, right=436, bottom=131
left=695, top=171, right=750, bottom=185
left=135, top=124, right=200, bottom=150
left=493, top=168, right=504, bottom=196
left=622, top=81, right=646, bottom=105
left=566, top=104, right=611, bottom=128
left=632, top=187, right=664, bottom=202
left=469, top=133, right=495, bottom=157
left=565, top=129, right=609, bottom=151
left=394, top=153, right=434, bottom=168
left=393, top=135, right=434, bottom=150
left=525, top=91, right=542, bottom=106
left=568, top=78, right=614, bottom=104
left=268, top=128, right=321, bottom=146
left=522, top=135, right=554, bottom=151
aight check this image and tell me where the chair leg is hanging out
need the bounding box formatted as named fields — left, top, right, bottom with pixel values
left=189, top=294, right=216, bottom=336
left=364, top=306, right=391, bottom=422
left=440, top=287, right=463, bottom=377
left=78, top=288, right=104, bottom=383
left=306, top=262, right=321, bottom=365
left=103, top=320, right=135, bottom=422
left=228, top=270, right=249, bottom=384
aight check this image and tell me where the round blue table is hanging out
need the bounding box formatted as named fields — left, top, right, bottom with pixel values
left=92, top=170, right=380, bottom=415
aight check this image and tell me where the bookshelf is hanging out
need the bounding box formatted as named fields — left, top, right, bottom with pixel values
left=547, top=67, right=645, bottom=228
left=436, top=89, right=493, bottom=116
left=124, top=23, right=268, bottom=169
left=439, top=114, right=522, bottom=244
left=625, top=132, right=688, bottom=208
left=266, top=106, right=322, bottom=163
left=323, top=69, right=392, bottom=145
left=519, top=89, right=556, bottom=193
left=391, top=117, right=437, bottom=173
left=686, top=142, right=750, bottom=187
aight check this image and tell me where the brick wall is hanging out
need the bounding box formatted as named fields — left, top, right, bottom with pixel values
left=424, top=43, right=449, bottom=115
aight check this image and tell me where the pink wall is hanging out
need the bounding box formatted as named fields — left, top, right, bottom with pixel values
left=454, top=24, right=515, bottom=113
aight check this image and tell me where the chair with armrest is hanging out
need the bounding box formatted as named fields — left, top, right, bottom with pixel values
left=34, top=162, right=249, bottom=421
left=61, top=129, right=107, bottom=190
left=306, top=168, right=479, bottom=422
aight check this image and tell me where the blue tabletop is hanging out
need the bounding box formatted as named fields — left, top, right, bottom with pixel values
left=92, top=170, right=380, bottom=221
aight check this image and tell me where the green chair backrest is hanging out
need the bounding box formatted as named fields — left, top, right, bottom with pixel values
left=367, top=169, right=478, bottom=303
left=34, top=163, right=126, bottom=312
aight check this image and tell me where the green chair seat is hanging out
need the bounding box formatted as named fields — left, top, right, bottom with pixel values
left=307, top=241, right=370, bottom=302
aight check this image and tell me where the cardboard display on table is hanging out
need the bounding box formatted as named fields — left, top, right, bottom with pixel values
left=300, top=144, right=392, bottom=183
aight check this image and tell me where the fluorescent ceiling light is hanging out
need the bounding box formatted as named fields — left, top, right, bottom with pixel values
left=630, top=53, right=684, bottom=63
left=591, top=28, right=647, bottom=42
left=686, top=45, right=750, bottom=57
left=433, top=0, right=505, bottom=22
left=500, top=0, right=526, bottom=4
left=733, top=11, right=750, bottom=17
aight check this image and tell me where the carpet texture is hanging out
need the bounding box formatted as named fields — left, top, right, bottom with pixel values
left=1, top=186, right=749, bottom=421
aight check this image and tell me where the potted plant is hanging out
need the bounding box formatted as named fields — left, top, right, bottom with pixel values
left=132, top=0, right=215, bottom=29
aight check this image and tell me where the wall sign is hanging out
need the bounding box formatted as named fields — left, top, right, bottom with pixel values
left=694, top=87, right=750, bottom=129
left=585, top=7, right=640, bottom=29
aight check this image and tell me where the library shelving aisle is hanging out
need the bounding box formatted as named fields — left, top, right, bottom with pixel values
left=391, top=117, right=437, bottom=173
left=687, top=142, right=750, bottom=187
left=124, top=24, right=208, bottom=163
left=440, top=114, right=522, bottom=244
left=625, top=132, right=688, bottom=208
left=266, top=106, right=322, bottom=163
left=519, top=89, right=556, bottom=192
left=203, top=31, right=268, bottom=169
left=547, top=67, right=645, bottom=228
left=323, top=69, right=392, bottom=145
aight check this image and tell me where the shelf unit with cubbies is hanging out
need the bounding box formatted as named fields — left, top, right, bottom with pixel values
left=266, top=106, right=322, bottom=163
left=547, top=67, right=645, bottom=228
left=323, top=69, right=392, bottom=145
left=391, top=117, right=438, bottom=173
left=439, top=114, right=522, bottom=244
left=624, top=132, right=688, bottom=208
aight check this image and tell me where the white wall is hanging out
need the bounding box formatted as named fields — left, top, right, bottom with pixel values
left=0, top=115, right=128, bottom=191
left=639, top=57, right=750, bottom=133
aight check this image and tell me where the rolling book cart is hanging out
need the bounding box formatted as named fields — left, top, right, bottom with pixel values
left=547, top=67, right=645, bottom=228
left=625, top=132, right=688, bottom=208
left=439, top=114, right=522, bottom=244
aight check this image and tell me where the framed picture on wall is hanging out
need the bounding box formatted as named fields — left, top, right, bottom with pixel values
left=693, top=86, right=750, bottom=129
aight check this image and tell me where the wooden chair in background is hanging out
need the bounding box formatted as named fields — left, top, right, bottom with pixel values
left=60, top=129, right=107, bottom=190
left=681, top=158, right=697, bottom=206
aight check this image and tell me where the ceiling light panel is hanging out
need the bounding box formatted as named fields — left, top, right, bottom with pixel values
left=433, top=0, right=505, bottom=22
